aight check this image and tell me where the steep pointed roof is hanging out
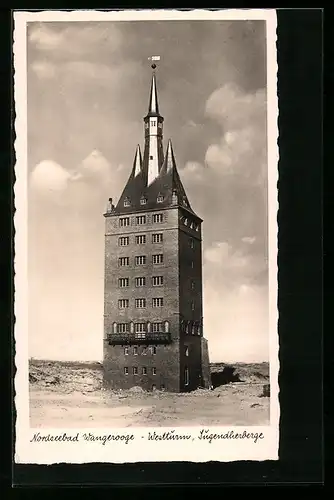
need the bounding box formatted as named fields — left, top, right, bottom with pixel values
left=114, top=145, right=146, bottom=213
left=133, top=144, right=142, bottom=177
left=113, top=139, right=199, bottom=218
left=147, top=71, right=160, bottom=116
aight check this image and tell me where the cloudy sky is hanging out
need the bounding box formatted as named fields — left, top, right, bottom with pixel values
left=27, top=19, right=269, bottom=363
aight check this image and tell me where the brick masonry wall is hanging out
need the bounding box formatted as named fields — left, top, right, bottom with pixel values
left=178, top=211, right=204, bottom=391
left=103, top=340, right=180, bottom=391
left=103, top=207, right=181, bottom=391
left=103, top=205, right=209, bottom=392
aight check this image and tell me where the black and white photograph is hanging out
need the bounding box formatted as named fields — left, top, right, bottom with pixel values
left=14, top=9, right=279, bottom=464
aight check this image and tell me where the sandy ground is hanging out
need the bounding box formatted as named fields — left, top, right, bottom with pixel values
left=29, top=360, right=270, bottom=428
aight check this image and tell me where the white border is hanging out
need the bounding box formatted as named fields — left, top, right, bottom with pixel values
left=14, top=9, right=279, bottom=464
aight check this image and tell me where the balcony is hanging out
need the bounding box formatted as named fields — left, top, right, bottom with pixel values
left=107, top=332, right=172, bottom=345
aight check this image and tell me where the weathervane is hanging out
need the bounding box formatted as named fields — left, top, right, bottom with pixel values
left=148, top=55, right=160, bottom=69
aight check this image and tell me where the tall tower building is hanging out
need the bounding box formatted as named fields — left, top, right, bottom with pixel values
left=103, top=66, right=211, bottom=392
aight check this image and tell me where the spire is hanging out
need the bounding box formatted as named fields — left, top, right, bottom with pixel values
left=165, top=139, right=176, bottom=172
left=147, top=69, right=160, bottom=116
left=144, top=64, right=164, bottom=186
left=133, top=144, right=142, bottom=177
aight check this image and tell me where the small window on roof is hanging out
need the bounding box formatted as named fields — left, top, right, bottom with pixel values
left=124, top=198, right=131, bottom=207
left=140, top=197, right=147, bottom=205
left=157, top=194, right=164, bottom=203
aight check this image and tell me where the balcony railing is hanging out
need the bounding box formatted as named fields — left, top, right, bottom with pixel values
left=107, top=332, right=172, bottom=345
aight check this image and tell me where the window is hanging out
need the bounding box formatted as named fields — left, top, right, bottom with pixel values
left=133, top=367, right=138, bottom=375
left=191, top=301, right=195, bottom=311
left=152, top=254, right=163, bottom=265
left=164, top=321, right=169, bottom=333
left=124, top=346, right=129, bottom=355
left=140, top=197, right=147, bottom=205
left=152, top=298, right=164, bottom=308
left=189, top=238, right=194, bottom=249
left=118, top=299, right=129, bottom=309
left=152, top=367, right=157, bottom=376
left=136, top=215, right=146, bottom=225
left=185, top=367, right=189, bottom=385
left=118, top=278, right=129, bottom=288
left=152, top=322, right=164, bottom=332
left=185, top=346, right=189, bottom=357
left=191, top=280, right=195, bottom=290
left=135, top=323, right=146, bottom=333
left=152, top=276, right=163, bottom=287
left=133, top=346, right=138, bottom=355
left=124, top=367, right=129, bottom=375
left=153, top=213, right=163, bottom=224
left=151, top=120, right=156, bottom=126
left=191, top=261, right=194, bottom=268
left=157, top=194, right=164, bottom=203
left=184, top=218, right=188, bottom=226
left=135, top=277, right=146, bottom=287
left=142, top=367, right=147, bottom=375
left=117, top=323, right=129, bottom=333
left=136, top=235, right=146, bottom=245
left=152, top=384, right=156, bottom=391
left=124, top=198, right=131, bottom=207
left=142, top=347, right=148, bottom=356
left=150, top=346, right=157, bottom=355
left=135, top=255, right=146, bottom=266
left=149, top=155, right=153, bottom=160
left=119, top=217, right=130, bottom=227
left=152, top=233, right=163, bottom=244
left=195, top=224, right=199, bottom=232
left=135, top=298, right=146, bottom=308
left=118, top=257, right=129, bottom=267
left=192, top=323, right=196, bottom=335
left=119, top=237, right=129, bottom=246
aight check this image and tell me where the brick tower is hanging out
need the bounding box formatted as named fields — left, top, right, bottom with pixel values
left=103, top=66, right=211, bottom=392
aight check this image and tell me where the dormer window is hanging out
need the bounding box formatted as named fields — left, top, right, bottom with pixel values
left=151, top=120, right=156, bottom=126
left=157, top=194, right=164, bottom=203
left=140, top=197, right=147, bottom=206
left=184, top=218, right=188, bottom=226
left=124, top=198, right=131, bottom=207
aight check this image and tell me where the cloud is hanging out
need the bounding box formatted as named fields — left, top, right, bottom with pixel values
left=28, top=22, right=123, bottom=58
left=79, top=149, right=112, bottom=181
left=30, top=60, right=56, bottom=79
left=29, top=23, right=64, bottom=50
left=204, top=241, right=267, bottom=291
left=204, top=83, right=267, bottom=184
left=242, top=236, right=256, bottom=244
left=180, top=82, right=267, bottom=252
left=30, top=160, right=71, bottom=193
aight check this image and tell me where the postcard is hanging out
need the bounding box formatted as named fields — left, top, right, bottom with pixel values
left=14, top=8, right=279, bottom=464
